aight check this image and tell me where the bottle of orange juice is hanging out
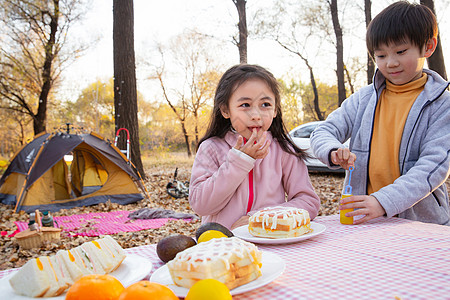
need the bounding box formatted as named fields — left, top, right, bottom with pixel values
left=340, top=166, right=354, bottom=225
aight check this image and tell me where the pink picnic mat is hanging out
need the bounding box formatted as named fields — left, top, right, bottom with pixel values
left=14, top=210, right=185, bottom=237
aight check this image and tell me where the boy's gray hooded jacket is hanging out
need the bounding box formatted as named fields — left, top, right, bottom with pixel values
left=311, top=69, right=450, bottom=225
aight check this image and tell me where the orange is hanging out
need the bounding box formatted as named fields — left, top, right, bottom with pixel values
left=66, top=274, right=125, bottom=300
left=118, top=281, right=178, bottom=300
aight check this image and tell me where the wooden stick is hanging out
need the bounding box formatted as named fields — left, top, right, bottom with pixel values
left=35, top=209, right=42, bottom=232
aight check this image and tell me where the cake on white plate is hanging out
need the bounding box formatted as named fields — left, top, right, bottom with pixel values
left=9, top=235, right=126, bottom=298
left=248, top=206, right=312, bottom=238
left=167, top=237, right=262, bottom=290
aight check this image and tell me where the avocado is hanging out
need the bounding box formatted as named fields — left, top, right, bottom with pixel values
left=195, top=222, right=234, bottom=241
left=156, top=234, right=197, bottom=263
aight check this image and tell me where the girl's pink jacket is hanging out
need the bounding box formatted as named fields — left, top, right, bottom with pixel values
left=189, top=131, right=320, bottom=229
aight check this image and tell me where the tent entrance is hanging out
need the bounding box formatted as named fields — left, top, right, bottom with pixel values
left=69, top=149, right=108, bottom=198
left=31, top=149, right=108, bottom=203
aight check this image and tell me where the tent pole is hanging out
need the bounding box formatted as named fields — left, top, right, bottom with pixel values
left=14, top=134, right=52, bottom=212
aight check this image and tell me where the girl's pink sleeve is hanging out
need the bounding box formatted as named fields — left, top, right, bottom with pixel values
left=280, top=153, right=321, bottom=219
left=189, top=142, right=254, bottom=216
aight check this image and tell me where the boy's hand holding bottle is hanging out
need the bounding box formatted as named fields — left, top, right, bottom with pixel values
left=341, top=195, right=386, bottom=224
left=332, top=148, right=386, bottom=224
left=340, top=166, right=355, bottom=224
left=333, top=148, right=387, bottom=224
left=331, top=147, right=356, bottom=170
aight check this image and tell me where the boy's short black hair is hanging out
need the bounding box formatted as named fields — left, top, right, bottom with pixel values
left=366, top=1, right=438, bottom=58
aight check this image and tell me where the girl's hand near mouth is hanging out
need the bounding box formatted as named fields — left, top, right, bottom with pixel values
left=234, top=129, right=270, bottom=159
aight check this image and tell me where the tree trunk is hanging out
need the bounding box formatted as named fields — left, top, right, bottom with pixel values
left=233, top=0, right=248, bottom=63
left=33, top=0, right=60, bottom=135
left=344, top=65, right=355, bottom=95
left=420, top=0, right=447, bottom=80
left=329, top=0, right=346, bottom=106
left=19, top=119, right=25, bottom=146
left=365, top=0, right=375, bottom=84
left=309, top=67, right=323, bottom=121
left=113, top=0, right=146, bottom=179
left=193, top=111, right=199, bottom=149
left=181, top=121, right=192, bottom=157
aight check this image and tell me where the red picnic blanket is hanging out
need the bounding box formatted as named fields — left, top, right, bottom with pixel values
left=14, top=210, right=193, bottom=237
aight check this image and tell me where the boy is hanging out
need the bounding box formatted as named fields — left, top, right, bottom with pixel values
left=310, top=1, right=450, bottom=225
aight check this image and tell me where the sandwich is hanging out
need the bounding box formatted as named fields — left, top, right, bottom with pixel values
left=9, top=257, right=50, bottom=298
left=39, top=256, right=68, bottom=297
left=9, top=235, right=126, bottom=297
left=55, top=249, right=87, bottom=284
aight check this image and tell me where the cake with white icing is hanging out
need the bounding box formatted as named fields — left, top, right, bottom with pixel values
left=248, top=206, right=311, bottom=238
left=167, top=237, right=262, bottom=290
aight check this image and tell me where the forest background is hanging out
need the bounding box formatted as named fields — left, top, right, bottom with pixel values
left=0, top=0, right=449, bottom=175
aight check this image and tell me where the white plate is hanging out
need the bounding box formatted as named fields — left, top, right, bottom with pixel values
left=232, top=221, right=326, bottom=244
left=150, top=251, right=284, bottom=297
left=0, top=254, right=152, bottom=300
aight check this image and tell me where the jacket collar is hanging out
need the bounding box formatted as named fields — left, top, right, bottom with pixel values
left=372, top=68, right=449, bottom=104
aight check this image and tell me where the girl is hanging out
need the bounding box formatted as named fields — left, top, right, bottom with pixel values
left=189, top=64, right=320, bottom=230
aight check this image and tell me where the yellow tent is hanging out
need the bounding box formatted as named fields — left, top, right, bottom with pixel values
left=0, top=131, right=147, bottom=213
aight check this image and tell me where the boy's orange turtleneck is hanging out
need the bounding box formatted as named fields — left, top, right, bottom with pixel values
left=368, top=73, right=427, bottom=195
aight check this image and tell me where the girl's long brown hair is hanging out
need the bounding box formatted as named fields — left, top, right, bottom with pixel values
left=199, top=64, right=307, bottom=160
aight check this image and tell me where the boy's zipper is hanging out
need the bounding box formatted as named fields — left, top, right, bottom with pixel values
left=399, top=103, right=428, bottom=175
left=432, top=191, right=442, bottom=206
left=365, top=85, right=380, bottom=194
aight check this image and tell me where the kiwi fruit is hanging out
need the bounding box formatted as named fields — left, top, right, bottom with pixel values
left=156, top=234, right=197, bottom=263
left=195, top=222, right=234, bottom=241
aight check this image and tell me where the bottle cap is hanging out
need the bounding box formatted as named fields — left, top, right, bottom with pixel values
left=28, top=220, right=38, bottom=231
